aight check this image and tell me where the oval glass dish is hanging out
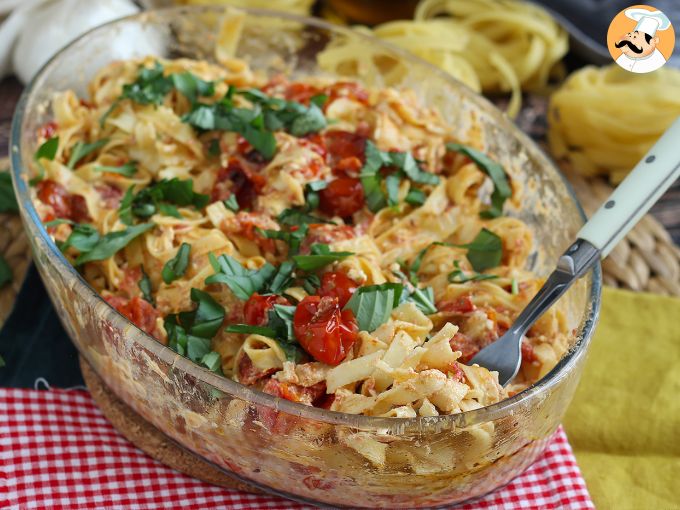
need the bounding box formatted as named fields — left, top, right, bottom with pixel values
left=10, top=7, right=601, bottom=508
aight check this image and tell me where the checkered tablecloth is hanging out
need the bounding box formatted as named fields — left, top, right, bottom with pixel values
left=0, top=388, right=594, bottom=509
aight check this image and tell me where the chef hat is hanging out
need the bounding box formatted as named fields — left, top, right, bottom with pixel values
left=624, top=8, right=671, bottom=37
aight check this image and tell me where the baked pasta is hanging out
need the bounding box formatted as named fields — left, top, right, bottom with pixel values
left=30, top=54, right=570, bottom=418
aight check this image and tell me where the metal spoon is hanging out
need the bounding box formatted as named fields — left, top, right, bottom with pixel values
left=470, top=117, right=680, bottom=386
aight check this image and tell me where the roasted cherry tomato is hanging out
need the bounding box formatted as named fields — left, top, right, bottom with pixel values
left=293, top=296, right=358, bottom=365
left=211, top=157, right=266, bottom=209
left=243, top=293, right=290, bottom=326
left=521, top=340, right=537, bottom=363
left=438, top=295, right=476, bottom=314
left=284, top=82, right=321, bottom=105
left=300, top=224, right=355, bottom=254
left=236, top=353, right=276, bottom=385
left=36, top=179, right=72, bottom=219
left=325, top=81, right=370, bottom=105
left=106, top=296, right=159, bottom=336
left=323, top=130, right=366, bottom=166
left=318, top=271, right=358, bottom=308
left=318, top=177, right=364, bottom=218
left=37, top=121, right=58, bottom=140
left=449, top=332, right=480, bottom=364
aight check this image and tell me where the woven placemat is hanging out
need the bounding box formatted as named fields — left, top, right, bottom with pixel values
left=0, top=159, right=31, bottom=328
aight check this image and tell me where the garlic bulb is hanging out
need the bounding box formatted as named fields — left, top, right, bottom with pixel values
left=6, top=0, right=140, bottom=83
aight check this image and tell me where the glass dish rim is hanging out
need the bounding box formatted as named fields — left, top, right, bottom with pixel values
left=10, top=5, right=602, bottom=430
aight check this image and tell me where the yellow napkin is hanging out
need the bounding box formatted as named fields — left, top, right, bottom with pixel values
left=563, top=287, right=680, bottom=510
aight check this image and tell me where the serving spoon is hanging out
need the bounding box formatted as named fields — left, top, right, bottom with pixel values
left=470, top=117, right=680, bottom=386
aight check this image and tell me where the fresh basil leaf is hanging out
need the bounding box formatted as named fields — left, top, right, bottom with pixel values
left=267, top=304, right=296, bottom=342
left=344, top=282, right=404, bottom=333
left=407, top=286, right=437, bottom=315
left=0, top=254, right=11, bottom=288
left=61, top=224, right=100, bottom=253
left=44, top=218, right=73, bottom=228
left=125, top=178, right=208, bottom=221
left=226, top=324, right=277, bottom=337
left=302, top=273, right=321, bottom=295
left=171, top=72, right=214, bottom=103
left=260, top=223, right=308, bottom=255
left=138, top=267, right=154, bottom=305
left=360, top=141, right=389, bottom=212
left=310, top=94, right=328, bottom=108
left=457, top=228, right=503, bottom=272
left=165, top=314, right=188, bottom=356
left=385, top=173, right=401, bottom=206
left=199, top=350, right=223, bottom=373
left=187, top=335, right=212, bottom=363
left=223, top=194, right=239, bottom=212
left=205, top=253, right=277, bottom=300
left=118, top=186, right=135, bottom=225
left=292, top=243, right=353, bottom=272
left=162, top=242, right=191, bottom=284
left=31, top=136, right=59, bottom=185
left=266, top=260, right=295, bottom=294
left=404, top=188, right=426, bottom=206
left=187, top=288, right=225, bottom=338
left=446, top=143, right=511, bottom=218
left=94, top=162, right=137, bottom=177
left=242, top=124, right=277, bottom=160
left=289, top=103, right=326, bottom=137
left=448, top=260, right=498, bottom=283
left=67, top=139, right=108, bottom=169
left=35, top=136, right=59, bottom=161
left=75, top=223, right=154, bottom=265
left=157, top=202, right=181, bottom=218
left=277, top=208, right=329, bottom=226
left=0, top=173, right=18, bottom=213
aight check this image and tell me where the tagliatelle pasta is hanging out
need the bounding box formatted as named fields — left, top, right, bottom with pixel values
left=31, top=49, right=571, bottom=419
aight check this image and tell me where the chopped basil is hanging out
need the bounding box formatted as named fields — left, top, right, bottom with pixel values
left=138, top=267, right=154, bottom=305
left=200, top=351, right=222, bottom=372
left=67, top=139, right=109, bottom=169
left=457, top=228, right=503, bottom=272
left=226, top=324, right=277, bottom=337
left=292, top=243, right=353, bottom=272
left=162, top=242, right=191, bottom=284
left=206, top=253, right=277, bottom=300
left=409, top=241, right=452, bottom=282
left=118, top=186, right=135, bottom=225
left=171, top=72, right=215, bottom=103
left=208, top=138, right=221, bottom=157
left=344, top=282, right=404, bottom=333
left=391, top=269, right=437, bottom=315
left=267, top=260, right=295, bottom=295
left=360, top=141, right=439, bottom=212
left=302, top=273, right=321, bottom=294
left=511, top=278, right=519, bottom=295
left=183, top=288, right=225, bottom=339
left=0, top=173, right=18, bottom=213
left=72, top=223, right=154, bottom=265
left=123, top=178, right=209, bottom=221
left=448, top=260, right=499, bottom=283
left=31, top=136, right=59, bottom=185
left=44, top=218, right=73, bottom=228
left=94, top=162, right=137, bottom=177
left=310, top=94, right=328, bottom=108
left=405, top=188, right=426, bottom=206
left=446, top=143, right=511, bottom=218
left=0, top=254, right=12, bottom=288
left=60, top=224, right=101, bottom=253
left=277, top=208, right=329, bottom=227
left=223, top=194, right=239, bottom=212
left=260, top=223, right=309, bottom=255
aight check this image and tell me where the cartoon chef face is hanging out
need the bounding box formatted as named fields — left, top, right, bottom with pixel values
left=615, top=30, right=659, bottom=58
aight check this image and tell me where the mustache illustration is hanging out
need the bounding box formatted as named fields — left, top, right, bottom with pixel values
left=615, top=39, right=643, bottom=53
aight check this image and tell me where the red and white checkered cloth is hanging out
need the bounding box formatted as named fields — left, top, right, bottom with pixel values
left=0, top=388, right=594, bottom=509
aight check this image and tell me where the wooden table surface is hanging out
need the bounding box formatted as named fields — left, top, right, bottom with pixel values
left=2, top=76, right=678, bottom=244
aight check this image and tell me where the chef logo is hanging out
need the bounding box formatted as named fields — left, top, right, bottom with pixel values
left=607, top=5, right=674, bottom=74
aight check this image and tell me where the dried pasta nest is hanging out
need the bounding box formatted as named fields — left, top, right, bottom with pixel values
left=0, top=161, right=32, bottom=327
left=561, top=162, right=680, bottom=296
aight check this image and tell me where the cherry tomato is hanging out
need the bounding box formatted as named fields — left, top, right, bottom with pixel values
left=262, top=378, right=326, bottom=406
left=106, top=295, right=159, bottom=336
left=449, top=332, right=480, bottom=364
left=70, top=194, right=91, bottom=223
left=323, top=131, right=366, bottom=166
left=293, top=296, right=358, bottom=365
left=301, top=133, right=327, bottom=158
left=211, top=157, right=266, bottom=209
left=36, top=180, right=72, bottom=219
left=521, top=340, right=537, bottom=363
left=318, top=177, right=364, bottom=218
left=333, top=156, right=362, bottom=177
left=284, top=82, right=321, bottom=105
left=318, top=271, right=358, bottom=308
left=438, top=295, right=476, bottom=314
left=244, top=293, right=290, bottom=326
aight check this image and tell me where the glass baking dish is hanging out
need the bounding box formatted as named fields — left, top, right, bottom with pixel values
left=10, top=7, right=601, bottom=508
